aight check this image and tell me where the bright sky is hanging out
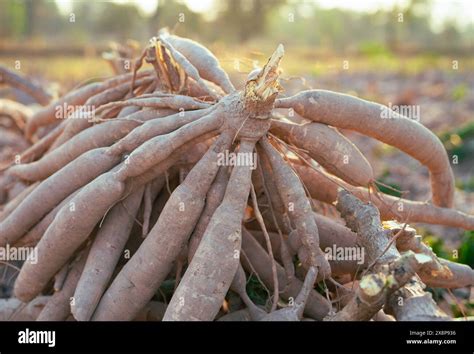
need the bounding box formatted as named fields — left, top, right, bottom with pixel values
left=55, top=0, right=473, bottom=29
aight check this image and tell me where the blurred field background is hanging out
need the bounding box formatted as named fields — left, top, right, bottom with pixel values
left=0, top=0, right=473, bottom=314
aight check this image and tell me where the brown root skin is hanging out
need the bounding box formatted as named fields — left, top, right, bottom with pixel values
left=254, top=148, right=309, bottom=283
left=96, top=94, right=211, bottom=115
left=12, top=121, right=134, bottom=180
left=114, top=110, right=223, bottom=181
left=241, top=227, right=331, bottom=320
left=163, top=140, right=255, bottom=321
left=4, top=40, right=467, bottom=322
left=13, top=189, right=80, bottom=248
left=126, top=132, right=217, bottom=191
left=86, top=76, right=152, bottom=115
left=159, top=41, right=184, bottom=93
left=159, top=35, right=219, bottom=100
left=0, top=65, right=52, bottom=106
left=0, top=182, right=38, bottom=223
left=248, top=212, right=364, bottom=277
left=25, top=70, right=147, bottom=139
left=163, top=33, right=235, bottom=94
left=92, top=133, right=232, bottom=320
left=288, top=213, right=366, bottom=276
left=187, top=166, right=229, bottom=261
left=294, top=163, right=474, bottom=230
left=106, top=107, right=214, bottom=157
left=216, top=91, right=273, bottom=141
left=247, top=229, right=284, bottom=262
left=0, top=296, right=50, bottom=321
left=260, top=266, right=318, bottom=321
left=8, top=109, right=168, bottom=182
left=0, top=147, right=122, bottom=247
left=0, top=98, right=32, bottom=128
left=270, top=119, right=373, bottom=186
left=0, top=130, right=30, bottom=152
left=186, top=77, right=225, bottom=99
left=17, top=121, right=66, bottom=164
left=14, top=169, right=126, bottom=302
left=53, top=263, right=69, bottom=292
left=260, top=137, right=331, bottom=279
left=116, top=104, right=141, bottom=118
left=249, top=184, right=279, bottom=311
left=0, top=174, right=16, bottom=205
left=49, top=118, right=91, bottom=151
left=276, top=90, right=454, bottom=208
left=48, top=77, right=151, bottom=150
left=0, top=297, right=167, bottom=321
left=141, top=178, right=165, bottom=236
left=256, top=147, right=293, bottom=234
left=72, top=187, right=144, bottom=321
left=36, top=246, right=89, bottom=321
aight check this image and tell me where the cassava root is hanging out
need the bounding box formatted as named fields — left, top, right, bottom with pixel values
left=0, top=32, right=471, bottom=323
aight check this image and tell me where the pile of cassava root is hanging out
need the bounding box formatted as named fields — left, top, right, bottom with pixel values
left=0, top=31, right=473, bottom=321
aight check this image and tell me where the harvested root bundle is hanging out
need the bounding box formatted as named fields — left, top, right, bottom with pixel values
left=0, top=33, right=472, bottom=322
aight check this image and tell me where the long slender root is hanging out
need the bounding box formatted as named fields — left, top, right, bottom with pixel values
left=92, top=133, right=232, bottom=320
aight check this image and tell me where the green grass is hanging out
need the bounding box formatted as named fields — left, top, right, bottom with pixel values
left=458, top=231, right=474, bottom=267
left=424, top=230, right=474, bottom=318
left=439, top=121, right=474, bottom=166
left=424, top=230, right=474, bottom=267
left=156, top=279, right=175, bottom=302
left=375, top=169, right=403, bottom=198
left=451, top=83, right=469, bottom=101
left=246, top=274, right=269, bottom=306
left=456, top=177, right=474, bottom=192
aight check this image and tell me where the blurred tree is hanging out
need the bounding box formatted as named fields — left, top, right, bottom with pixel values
left=24, top=0, right=37, bottom=36
left=70, top=1, right=96, bottom=41
left=0, top=0, right=62, bottom=39
left=440, top=21, right=462, bottom=52
left=386, top=0, right=440, bottom=52
left=385, top=3, right=400, bottom=52
left=0, top=0, right=26, bottom=37
left=92, top=3, right=142, bottom=40
left=0, top=0, right=470, bottom=55
left=214, top=0, right=286, bottom=42
left=148, top=0, right=203, bottom=38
